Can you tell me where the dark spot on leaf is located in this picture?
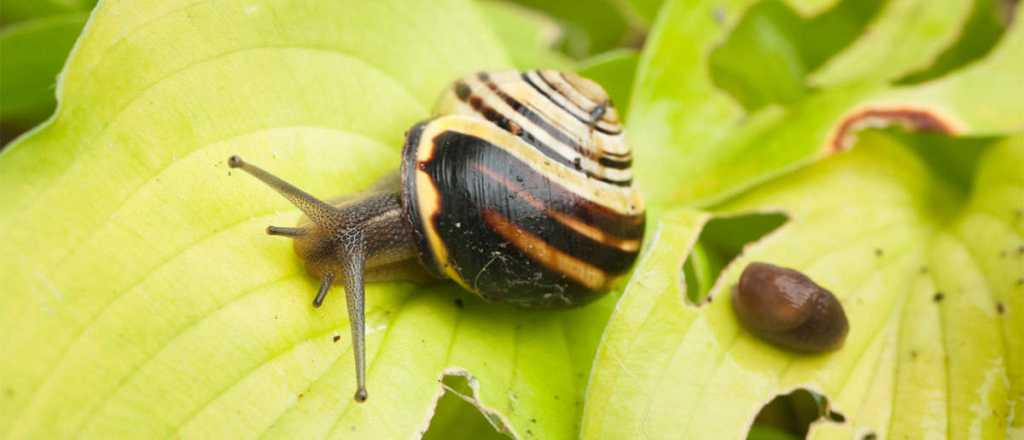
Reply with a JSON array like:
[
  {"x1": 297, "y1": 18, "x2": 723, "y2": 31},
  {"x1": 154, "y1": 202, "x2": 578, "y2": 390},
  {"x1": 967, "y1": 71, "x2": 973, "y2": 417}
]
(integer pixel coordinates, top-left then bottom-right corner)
[
  {"x1": 527, "y1": 429, "x2": 534, "y2": 436},
  {"x1": 298, "y1": 393, "x2": 304, "y2": 398},
  {"x1": 454, "y1": 298, "x2": 464, "y2": 309},
  {"x1": 572, "y1": 157, "x2": 582, "y2": 170},
  {"x1": 933, "y1": 292, "x2": 944, "y2": 302},
  {"x1": 531, "y1": 418, "x2": 537, "y2": 423},
  {"x1": 874, "y1": 248, "x2": 883, "y2": 257},
  {"x1": 910, "y1": 350, "x2": 918, "y2": 359},
  {"x1": 1017, "y1": 277, "x2": 1024, "y2": 286},
  {"x1": 996, "y1": 302, "x2": 1005, "y2": 315},
  {"x1": 919, "y1": 266, "x2": 929, "y2": 274},
  {"x1": 862, "y1": 432, "x2": 878, "y2": 440},
  {"x1": 827, "y1": 411, "x2": 845, "y2": 423},
  {"x1": 333, "y1": 335, "x2": 341, "y2": 343}
]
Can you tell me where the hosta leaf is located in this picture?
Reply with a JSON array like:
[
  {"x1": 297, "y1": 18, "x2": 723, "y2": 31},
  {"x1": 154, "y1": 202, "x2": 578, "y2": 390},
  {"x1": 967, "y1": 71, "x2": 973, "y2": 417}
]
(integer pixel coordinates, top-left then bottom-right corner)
[
  {"x1": 477, "y1": 0, "x2": 573, "y2": 70},
  {"x1": 808, "y1": 0, "x2": 973, "y2": 86},
  {"x1": 630, "y1": 0, "x2": 1024, "y2": 208},
  {"x1": 583, "y1": 132, "x2": 1023, "y2": 439},
  {"x1": 505, "y1": 0, "x2": 635, "y2": 58},
  {"x1": 621, "y1": 0, "x2": 663, "y2": 27},
  {"x1": 898, "y1": 0, "x2": 1009, "y2": 84},
  {"x1": 0, "y1": 0, "x2": 95, "y2": 25},
  {"x1": 0, "y1": 1, "x2": 617, "y2": 438},
  {"x1": 782, "y1": 0, "x2": 840, "y2": 16}
]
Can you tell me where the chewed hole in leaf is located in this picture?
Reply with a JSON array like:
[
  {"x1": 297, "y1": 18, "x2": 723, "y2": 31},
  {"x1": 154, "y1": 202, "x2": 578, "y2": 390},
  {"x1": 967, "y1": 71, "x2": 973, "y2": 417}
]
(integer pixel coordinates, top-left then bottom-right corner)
[
  {"x1": 708, "y1": 0, "x2": 883, "y2": 111},
  {"x1": 748, "y1": 388, "x2": 843, "y2": 439},
  {"x1": 682, "y1": 212, "x2": 787, "y2": 305},
  {"x1": 423, "y1": 372, "x2": 511, "y2": 440}
]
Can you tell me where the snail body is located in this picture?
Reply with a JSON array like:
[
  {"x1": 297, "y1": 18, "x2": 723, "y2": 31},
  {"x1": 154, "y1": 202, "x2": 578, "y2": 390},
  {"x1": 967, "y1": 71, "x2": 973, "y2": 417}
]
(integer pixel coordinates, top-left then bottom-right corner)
[
  {"x1": 732, "y1": 262, "x2": 849, "y2": 352},
  {"x1": 229, "y1": 70, "x2": 644, "y2": 401}
]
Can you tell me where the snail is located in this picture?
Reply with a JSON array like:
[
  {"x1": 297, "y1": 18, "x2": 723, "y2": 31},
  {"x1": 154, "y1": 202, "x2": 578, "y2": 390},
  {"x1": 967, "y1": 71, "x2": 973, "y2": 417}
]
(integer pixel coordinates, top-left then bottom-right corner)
[
  {"x1": 732, "y1": 262, "x2": 849, "y2": 352},
  {"x1": 229, "y1": 70, "x2": 645, "y2": 401}
]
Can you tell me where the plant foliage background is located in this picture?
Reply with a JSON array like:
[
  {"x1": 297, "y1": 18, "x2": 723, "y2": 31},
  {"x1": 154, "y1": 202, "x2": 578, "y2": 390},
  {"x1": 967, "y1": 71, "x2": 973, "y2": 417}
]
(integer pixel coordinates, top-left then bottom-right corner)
[{"x1": 0, "y1": 0, "x2": 1021, "y2": 439}]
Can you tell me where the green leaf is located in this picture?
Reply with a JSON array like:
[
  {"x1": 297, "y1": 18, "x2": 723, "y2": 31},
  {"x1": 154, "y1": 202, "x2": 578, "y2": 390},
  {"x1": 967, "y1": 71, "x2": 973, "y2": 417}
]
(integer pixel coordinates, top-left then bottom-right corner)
[
  {"x1": 621, "y1": 0, "x2": 664, "y2": 27},
  {"x1": 707, "y1": 0, "x2": 882, "y2": 111},
  {"x1": 897, "y1": 0, "x2": 1010, "y2": 84},
  {"x1": 0, "y1": 0, "x2": 95, "y2": 25},
  {"x1": 477, "y1": 0, "x2": 573, "y2": 70},
  {"x1": 505, "y1": 0, "x2": 635, "y2": 58},
  {"x1": 0, "y1": 1, "x2": 615, "y2": 438},
  {"x1": 0, "y1": 13, "x2": 88, "y2": 136},
  {"x1": 808, "y1": 0, "x2": 972, "y2": 86},
  {"x1": 583, "y1": 132, "x2": 1023, "y2": 439},
  {"x1": 629, "y1": 0, "x2": 1024, "y2": 208},
  {"x1": 782, "y1": 0, "x2": 840, "y2": 16}
]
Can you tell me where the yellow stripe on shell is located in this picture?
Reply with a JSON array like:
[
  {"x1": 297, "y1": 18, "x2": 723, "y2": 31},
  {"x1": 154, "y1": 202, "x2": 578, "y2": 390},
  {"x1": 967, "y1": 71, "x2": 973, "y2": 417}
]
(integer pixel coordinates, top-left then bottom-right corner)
[
  {"x1": 481, "y1": 209, "x2": 608, "y2": 291},
  {"x1": 412, "y1": 135, "x2": 474, "y2": 291},
  {"x1": 474, "y1": 164, "x2": 641, "y2": 252}
]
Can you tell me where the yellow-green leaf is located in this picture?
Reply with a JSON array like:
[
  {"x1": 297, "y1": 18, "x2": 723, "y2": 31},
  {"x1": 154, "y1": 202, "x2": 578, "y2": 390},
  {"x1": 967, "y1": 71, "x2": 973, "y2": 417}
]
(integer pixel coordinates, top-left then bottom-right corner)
[
  {"x1": 630, "y1": 0, "x2": 1024, "y2": 208},
  {"x1": 0, "y1": 1, "x2": 616, "y2": 439},
  {"x1": 809, "y1": 0, "x2": 973, "y2": 86},
  {"x1": 583, "y1": 132, "x2": 1023, "y2": 439}
]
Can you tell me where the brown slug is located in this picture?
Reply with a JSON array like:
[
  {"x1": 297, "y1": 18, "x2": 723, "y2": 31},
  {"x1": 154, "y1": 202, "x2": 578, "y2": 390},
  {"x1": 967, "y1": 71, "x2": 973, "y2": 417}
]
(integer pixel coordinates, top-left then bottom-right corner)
[{"x1": 732, "y1": 262, "x2": 849, "y2": 352}]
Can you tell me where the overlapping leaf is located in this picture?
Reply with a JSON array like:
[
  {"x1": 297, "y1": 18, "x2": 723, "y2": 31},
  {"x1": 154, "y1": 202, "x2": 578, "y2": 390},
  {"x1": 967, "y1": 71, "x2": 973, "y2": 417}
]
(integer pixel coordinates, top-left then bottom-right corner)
[
  {"x1": 584, "y1": 0, "x2": 1023, "y2": 438},
  {"x1": 0, "y1": 13, "x2": 89, "y2": 133},
  {"x1": 584, "y1": 133, "x2": 1022, "y2": 439},
  {"x1": 629, "y1": 0, "x2": 1024, "y2": 208},
  {"x1": 0, "y1": 1, "x2": 615, "y2": 439}
]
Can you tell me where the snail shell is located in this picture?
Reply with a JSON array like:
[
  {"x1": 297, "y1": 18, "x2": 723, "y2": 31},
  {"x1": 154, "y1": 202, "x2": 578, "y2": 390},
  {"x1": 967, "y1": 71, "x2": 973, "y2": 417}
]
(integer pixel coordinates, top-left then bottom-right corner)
[
  {"x1": 732, "y1": 262, "x2": 849, "y2": 352},
  {"x1": 401, "y1": 70, "x2": 645, "y2": 308}
]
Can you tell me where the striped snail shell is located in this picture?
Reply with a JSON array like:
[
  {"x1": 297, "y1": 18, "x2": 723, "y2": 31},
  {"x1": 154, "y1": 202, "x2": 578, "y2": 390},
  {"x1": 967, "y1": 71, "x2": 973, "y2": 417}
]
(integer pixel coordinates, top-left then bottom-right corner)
[
  {"x1": 732, "y1": 262, "x2": 849, "y2": 352},
  {"x1": 405, "y1": 70, "x2": 645, "y2": 307},
  {"x1": 228, "y1": 70, "x2": 644, "y2": 402}
]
